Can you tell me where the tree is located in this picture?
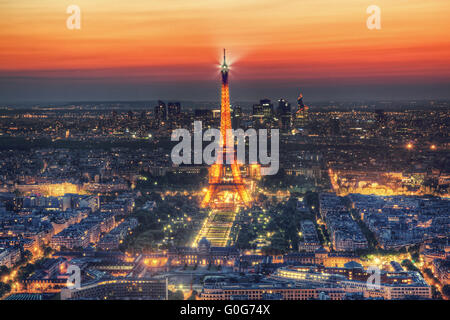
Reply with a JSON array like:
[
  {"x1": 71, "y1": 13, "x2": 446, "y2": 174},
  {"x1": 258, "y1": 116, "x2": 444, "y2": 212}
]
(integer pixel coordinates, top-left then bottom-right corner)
[
  {"x1": 21, "y1": 250, "x2": 32, "y2": 263},
  {"x1": 17, "y1": 260, "x2": 44, "y2": 281},
  {"x1": 0, "y1": 266, "x2": 9, "y2": 277},
  {"x1": 443, "y1": 285, "x2": 450, "y2": 298},
  {"x1": 187, "y1": 290, "x2": 197, "y2": 300},
  {"x1": 43, "y1": 246, "x2": 53, "y2": 257},
  {"x1": 235, "y1": 225, "x2": 257, "y2": 249},
  {"x1": 431, "y1": 286, "x2": 442, "y2": 300},
  {"x1": 13, "y1": 189, "x2": 21, "y2": 197},
  {"x1": 168, "y1": 290, "x2": 184, "y2": 300},
  {"x1": 401, "y1": 259, "x2": 419, "y2": 272},
  {"x1": 0, "y1": 282, "x2": 11, "y2": 298},
  {"x1": 304, "y1": 191, "x2": 319, "y2": 210}
]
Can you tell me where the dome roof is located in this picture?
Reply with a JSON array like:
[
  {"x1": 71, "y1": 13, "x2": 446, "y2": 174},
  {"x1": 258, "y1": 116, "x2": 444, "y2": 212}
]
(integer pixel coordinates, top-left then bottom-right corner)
[
  {"x1": 198, "y1": 237, "x2": 211, "y2": 247},
  {"x1": 315, "y1": 246, "x2": 328, "y2": 254}
]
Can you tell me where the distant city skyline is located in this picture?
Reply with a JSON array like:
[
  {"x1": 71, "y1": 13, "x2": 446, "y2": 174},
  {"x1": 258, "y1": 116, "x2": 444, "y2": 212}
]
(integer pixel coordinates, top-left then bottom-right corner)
[{"x1": 1, "y1": 81, "x2": 450, "y2": 105}]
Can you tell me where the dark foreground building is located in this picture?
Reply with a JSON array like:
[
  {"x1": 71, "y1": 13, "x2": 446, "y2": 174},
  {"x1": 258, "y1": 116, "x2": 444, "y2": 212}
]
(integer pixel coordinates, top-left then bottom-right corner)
[{"x1": 61, "y1": 277, "x2": 168, "y2": 300}]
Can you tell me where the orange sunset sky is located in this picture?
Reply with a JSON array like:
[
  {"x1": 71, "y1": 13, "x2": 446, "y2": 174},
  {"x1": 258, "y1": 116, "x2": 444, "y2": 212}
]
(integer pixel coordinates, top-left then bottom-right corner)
[{"x1": 0, "y1": 0, "x2": 449, "y2": 102}]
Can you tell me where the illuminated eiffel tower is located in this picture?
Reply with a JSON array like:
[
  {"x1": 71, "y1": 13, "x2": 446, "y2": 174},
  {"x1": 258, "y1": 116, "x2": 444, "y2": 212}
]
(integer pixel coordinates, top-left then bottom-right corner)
[{"x1": 201, "y1": 49, "x2": 251, "y2": 208}]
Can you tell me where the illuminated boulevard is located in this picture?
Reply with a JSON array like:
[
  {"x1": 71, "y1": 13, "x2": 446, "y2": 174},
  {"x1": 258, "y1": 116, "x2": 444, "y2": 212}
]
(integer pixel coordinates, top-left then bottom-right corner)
[{"x1": 193, "y1": 207, "x2": 238, "y2": 247}]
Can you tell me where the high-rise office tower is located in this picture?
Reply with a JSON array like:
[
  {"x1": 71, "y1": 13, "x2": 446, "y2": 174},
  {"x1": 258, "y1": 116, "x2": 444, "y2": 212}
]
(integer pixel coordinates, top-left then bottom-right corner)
[
  {"x1": 261, "y1": 99, "x2": 274, "y2": 119},
  {"x1": 277, "y1": 98, "x2": 292, "y2": 131},
  {"x1": 252, "y1": 99, "x2": 274, "y2": 128},
  {"x1": 277, "y1": 99, "x2": 291, "y2": 115},
  {"x1": 168, "y1": 102, "x2": 181, "y2": 120},
  {"x1": 154, "y1": 100, "x2": 167, "y2": 121},
  {"x1": 232, "y1": 105, "x2": 243, "y2": 128},
  {"x1": 293, "y1": 93, "x2": 309, "y2": 129},
  {"x1": 252, "y1": 102, "x2": 264, "y2": 128}
]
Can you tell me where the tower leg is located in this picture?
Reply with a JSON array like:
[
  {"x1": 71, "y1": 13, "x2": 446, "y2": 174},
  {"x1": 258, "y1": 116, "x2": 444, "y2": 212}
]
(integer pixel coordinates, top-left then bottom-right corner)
[
  {"x1": 231, "y1": 162, "x2": 251, "y2": 206},
  {"x1": 201, "y1": 185, "x2": 217, "y2": 208}
]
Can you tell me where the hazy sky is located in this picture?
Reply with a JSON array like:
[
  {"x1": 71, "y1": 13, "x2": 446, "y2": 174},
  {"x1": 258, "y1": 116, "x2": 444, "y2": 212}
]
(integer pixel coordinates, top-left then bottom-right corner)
[{"x1": 1, "y1": 0, "x2": 450, "y2": 103}]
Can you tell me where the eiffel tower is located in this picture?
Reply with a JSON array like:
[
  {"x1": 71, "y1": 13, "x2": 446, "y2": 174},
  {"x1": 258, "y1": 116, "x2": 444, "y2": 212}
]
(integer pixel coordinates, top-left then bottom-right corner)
[{"x1": 201, "y1": 49, "x2": 251, "y2": 208}]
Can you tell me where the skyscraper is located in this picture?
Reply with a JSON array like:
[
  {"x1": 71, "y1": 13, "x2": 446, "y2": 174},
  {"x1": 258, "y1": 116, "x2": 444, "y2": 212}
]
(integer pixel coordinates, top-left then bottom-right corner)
[
  {"x1": 252, "y1": 99, "x2": 274, "y2": 128},
  {"x1": 232, "y1": 105, "x2": 243, "y2": 129},
  {"x1": 277, "y1": 99, "x2": 291, "y2": 115},
  {"x1": 154, "y1": 100, "x2": 167, "y2": 121},
  {"x1": 168, "y1": 102, "x2": 181, "y2": 120},
  {"x1": 261, "y1": 99, "x2": 274, "y2": 119},
  {"x1": 277, "y1": 98, "x2": 292, "y2": 131},
  {"x1": 293, "y1": 93, "x2": 309, "y2": 129}
]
